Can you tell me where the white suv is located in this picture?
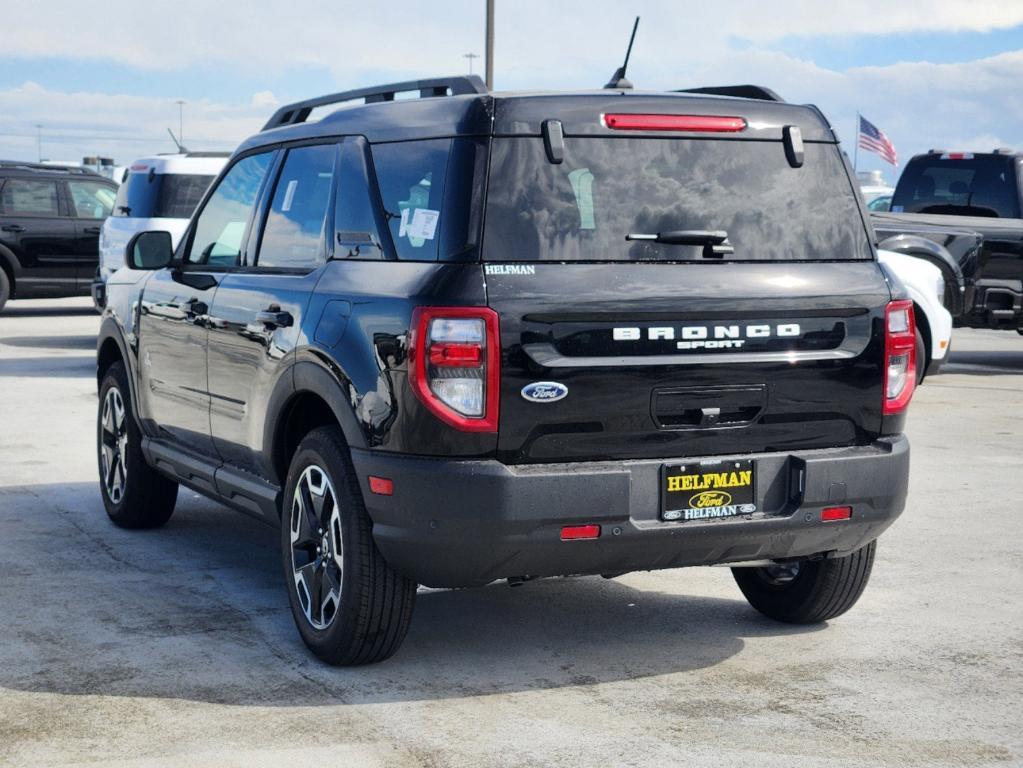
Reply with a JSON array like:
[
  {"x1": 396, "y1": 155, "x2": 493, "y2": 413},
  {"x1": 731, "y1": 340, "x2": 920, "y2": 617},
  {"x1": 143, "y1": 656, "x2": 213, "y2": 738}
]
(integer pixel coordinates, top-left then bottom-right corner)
[{"x1": 92, "y1": 152, "x2": 228, "y2": 307}]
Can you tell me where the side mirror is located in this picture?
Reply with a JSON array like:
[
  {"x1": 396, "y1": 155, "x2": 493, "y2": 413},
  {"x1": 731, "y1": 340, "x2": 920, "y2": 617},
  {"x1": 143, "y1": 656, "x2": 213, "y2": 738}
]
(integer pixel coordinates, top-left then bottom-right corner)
[{"x1": 126, "y1": 231, "x2": 174, "y2": 270}]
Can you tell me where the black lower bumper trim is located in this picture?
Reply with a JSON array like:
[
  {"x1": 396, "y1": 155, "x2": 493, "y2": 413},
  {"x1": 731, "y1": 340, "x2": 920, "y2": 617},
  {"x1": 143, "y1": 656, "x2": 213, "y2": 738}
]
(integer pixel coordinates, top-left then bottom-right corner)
[{"x1": 351, "y1": 437, "x2": 910, "y2": 588}]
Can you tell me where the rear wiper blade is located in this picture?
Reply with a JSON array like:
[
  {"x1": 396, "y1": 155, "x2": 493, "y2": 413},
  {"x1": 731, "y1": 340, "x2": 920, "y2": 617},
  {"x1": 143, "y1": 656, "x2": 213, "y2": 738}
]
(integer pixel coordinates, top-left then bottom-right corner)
[{"x1": 625, "y1": 229, "x2": 734, "y2": 257}]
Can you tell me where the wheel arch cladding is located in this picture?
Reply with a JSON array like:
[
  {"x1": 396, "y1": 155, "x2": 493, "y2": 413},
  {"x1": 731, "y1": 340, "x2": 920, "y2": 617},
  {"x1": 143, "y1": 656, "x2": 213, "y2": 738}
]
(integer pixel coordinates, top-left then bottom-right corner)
[{"x1": 270, "y1": 361, "x2": 366, "y2": 490}]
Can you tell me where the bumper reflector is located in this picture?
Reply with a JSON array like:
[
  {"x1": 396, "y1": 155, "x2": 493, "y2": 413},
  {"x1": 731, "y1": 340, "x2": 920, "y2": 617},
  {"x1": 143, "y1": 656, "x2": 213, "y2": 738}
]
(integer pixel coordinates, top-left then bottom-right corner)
[
  {"x1": 368, "y1": 476, "x2": 394, "y2": 496},
  {"x1": 561, "y1": 524, "x2": 601, "y2": 541},
  {"x1": 821, "y1": 506, "x2": 852, "y2": 522}
]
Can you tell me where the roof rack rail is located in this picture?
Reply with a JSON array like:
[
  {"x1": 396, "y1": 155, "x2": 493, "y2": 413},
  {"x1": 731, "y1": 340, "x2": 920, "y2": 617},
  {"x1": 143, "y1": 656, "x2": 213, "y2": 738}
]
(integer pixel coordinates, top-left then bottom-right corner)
[
  {"x1": 675, "y1": 85, "x2": 785, "y2": 103},
  {"x1": 262, "y1": 75, "x2": 489, "y2": 132},
  {"x1": 0, "y1": 160, "x2": 97, "y2": 175}
]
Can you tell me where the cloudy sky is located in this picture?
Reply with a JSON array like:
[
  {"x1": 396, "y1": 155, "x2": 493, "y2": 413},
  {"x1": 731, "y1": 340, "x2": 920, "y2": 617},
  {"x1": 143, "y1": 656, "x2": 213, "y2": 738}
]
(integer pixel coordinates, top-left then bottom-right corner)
[{"x1": 2, "y1": 0, "x2": 1021, "y2": 184}]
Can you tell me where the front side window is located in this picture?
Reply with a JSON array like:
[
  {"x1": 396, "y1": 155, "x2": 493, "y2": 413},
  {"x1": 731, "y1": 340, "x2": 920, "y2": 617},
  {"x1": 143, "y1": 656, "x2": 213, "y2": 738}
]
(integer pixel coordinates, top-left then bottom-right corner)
[
  {"x1": 0, "y1": 178, "x2": 60, "y2": 216},
  {"x1": 186, "y1": 153, "x2": 273, "y2": 266},
  {"x1": 257, "y1": 144, "x2": 336, "y2": 270},
  {"x1": 68, "y1": 180, "x2": 115, "y2": 219}
]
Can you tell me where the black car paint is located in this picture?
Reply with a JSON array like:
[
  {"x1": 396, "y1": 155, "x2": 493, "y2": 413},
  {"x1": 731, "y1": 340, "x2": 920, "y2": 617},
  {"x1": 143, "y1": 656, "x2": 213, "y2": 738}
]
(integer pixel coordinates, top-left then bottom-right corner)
[
  {"x1": 98, "y1": 88, "x2": 909, "y2": 586},
  {"x1": 0, "y1": 167, "x2": 117, "y2": 301}
]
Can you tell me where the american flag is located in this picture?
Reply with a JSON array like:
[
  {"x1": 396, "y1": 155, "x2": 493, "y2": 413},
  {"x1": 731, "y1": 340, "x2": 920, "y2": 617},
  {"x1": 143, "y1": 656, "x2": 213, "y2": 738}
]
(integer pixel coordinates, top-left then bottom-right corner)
[{"x1": 858, "y1": 115, "x2": 898, "y2": 166}]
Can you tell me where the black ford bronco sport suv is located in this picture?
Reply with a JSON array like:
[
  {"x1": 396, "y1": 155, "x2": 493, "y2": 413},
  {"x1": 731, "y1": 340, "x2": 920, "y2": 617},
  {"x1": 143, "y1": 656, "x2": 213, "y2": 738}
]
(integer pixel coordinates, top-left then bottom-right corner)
[{"x1": 97, "y1": 76, "x2": 914, "y2": 665}]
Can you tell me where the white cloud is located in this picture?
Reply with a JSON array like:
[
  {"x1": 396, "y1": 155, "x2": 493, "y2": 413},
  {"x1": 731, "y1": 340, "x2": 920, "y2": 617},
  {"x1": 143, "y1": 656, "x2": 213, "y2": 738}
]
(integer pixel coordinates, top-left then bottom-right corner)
[
  {"x1": 251, "y1": 90, "x2": 280, "y2": 109},
  {"x1": 0, "y1": 81, "x2": 266, "y2": 162}
]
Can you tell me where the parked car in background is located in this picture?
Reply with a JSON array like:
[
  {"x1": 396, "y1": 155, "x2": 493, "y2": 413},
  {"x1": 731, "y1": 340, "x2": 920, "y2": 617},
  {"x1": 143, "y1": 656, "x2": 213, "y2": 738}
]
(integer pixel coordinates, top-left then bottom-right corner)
[
  {"x1": 868, "y1": 195, "x2": 892, "y2": 212},
  {"x1": 857, "y1": 169, "x2": 894, "y2": 204},
  {"x1": 0, "y1": 160, "x2": 117, "y2": 312},
  {"x1": 873, "y1": 149, "x2": 1023, "y2": 333},
  {"x1": 92, "y1": 152, "x2": 229, "y2": 309},
  {"x1": 878, "y1": 249, "x2": 952, "y2": 383}
]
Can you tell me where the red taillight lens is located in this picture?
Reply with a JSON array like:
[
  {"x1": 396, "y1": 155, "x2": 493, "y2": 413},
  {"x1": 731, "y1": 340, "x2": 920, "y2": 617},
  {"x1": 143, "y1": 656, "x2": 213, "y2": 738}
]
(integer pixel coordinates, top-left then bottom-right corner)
[
  {"x1": 883, "y1": 299, "x2": 917, "y2": 415},
  {"x1": 410, "y1": 307, "x2": 500, "y2": 432},
  {"x1": 602, "y1": 113, "x2": 747, "y2": 132}
]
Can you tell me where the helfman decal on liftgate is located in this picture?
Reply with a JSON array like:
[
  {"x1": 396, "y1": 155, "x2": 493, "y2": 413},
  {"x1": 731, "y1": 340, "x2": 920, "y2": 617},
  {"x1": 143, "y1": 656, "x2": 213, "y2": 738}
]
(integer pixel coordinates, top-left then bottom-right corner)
[{"x1": 612, "y1": 323, "x2": 801, "y2": 350}]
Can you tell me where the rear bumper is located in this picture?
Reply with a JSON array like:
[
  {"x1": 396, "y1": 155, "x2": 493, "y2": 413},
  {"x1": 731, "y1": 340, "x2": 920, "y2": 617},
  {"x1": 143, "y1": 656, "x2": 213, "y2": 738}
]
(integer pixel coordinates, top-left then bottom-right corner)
[{"x1": 351, "y1": 436, "x2": 910, "y2": 588}]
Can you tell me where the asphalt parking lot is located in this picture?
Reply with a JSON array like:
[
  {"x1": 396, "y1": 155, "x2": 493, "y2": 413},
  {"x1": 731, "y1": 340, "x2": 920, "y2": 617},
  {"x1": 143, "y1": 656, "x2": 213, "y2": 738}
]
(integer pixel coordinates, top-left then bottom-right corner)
[{"x1": 0, "y1": 297, "x2": 1021, "y2": 768}]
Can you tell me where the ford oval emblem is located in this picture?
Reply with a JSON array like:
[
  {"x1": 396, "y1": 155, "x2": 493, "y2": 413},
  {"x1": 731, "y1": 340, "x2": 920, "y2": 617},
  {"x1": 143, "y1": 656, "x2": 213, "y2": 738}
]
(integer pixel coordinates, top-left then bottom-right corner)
[{"x1": 521, "y1": 381, "x2": 568, "y2": 403}]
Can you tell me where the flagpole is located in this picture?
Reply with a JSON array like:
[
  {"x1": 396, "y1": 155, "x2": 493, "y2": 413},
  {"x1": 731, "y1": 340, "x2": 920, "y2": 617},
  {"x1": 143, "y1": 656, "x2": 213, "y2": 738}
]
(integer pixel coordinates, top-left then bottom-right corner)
[{"x1": 853, "y1": 111, "x2": 860, "y2": 173}]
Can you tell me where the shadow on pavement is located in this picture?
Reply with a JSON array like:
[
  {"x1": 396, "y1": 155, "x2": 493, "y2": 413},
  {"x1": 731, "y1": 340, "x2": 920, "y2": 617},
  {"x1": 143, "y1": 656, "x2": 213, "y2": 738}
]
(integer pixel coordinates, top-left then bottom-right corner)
[
  {"x1": 0, "y1": 482, "x2": 822, "y2": 707},
  {"x1": 0, "y1": 356, "x2": 93, "y2": 377},
  {"x1": 942, "y1": 348, "x2": 1023, "y2": 376},
  {"x1": 0, "y1": 334, "x2": 96, "y2": 351},
  {"x1": 0, "y1": 305, "x2": 96, "y2": 318}
]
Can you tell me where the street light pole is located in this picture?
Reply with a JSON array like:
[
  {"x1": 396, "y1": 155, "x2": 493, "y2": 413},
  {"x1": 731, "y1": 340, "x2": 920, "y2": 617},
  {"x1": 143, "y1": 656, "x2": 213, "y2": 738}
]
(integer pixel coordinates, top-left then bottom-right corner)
[
  {"x1": 35, "y1": 124, "x2": 42, "y2": 162},
  {"x1": 485, "y1": 0, "x2": 494, "y2": 89},
  {"x1": 463, "y1": 52, "x2": 479, "y2": 75},
  {"x1": 176, "y1": 100, "x2": 186, "y2": 149}
]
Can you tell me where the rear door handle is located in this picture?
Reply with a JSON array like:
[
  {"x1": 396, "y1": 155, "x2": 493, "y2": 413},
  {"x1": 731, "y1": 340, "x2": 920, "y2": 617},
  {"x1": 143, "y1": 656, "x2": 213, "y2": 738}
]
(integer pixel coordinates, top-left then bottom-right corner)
[
  {"x1": 1, "y1": 224, "x2": 25, "y2": 233},
  {"x1": 83, "y1": 226, "x2": 101, "y2": 235},
  {"x1": 256, "y1": 308, "x2": 293, "y2": 328}
]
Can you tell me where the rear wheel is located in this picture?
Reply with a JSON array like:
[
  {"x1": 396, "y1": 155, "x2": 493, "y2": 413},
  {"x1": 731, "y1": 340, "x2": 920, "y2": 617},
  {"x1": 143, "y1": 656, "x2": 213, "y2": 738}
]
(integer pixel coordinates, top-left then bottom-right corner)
[
  {"x1": 0, "y1": 268, "x2": 9, "y2": 313},
  {"x1": 97, "y1": 362, "x2": 178, "y2": 528},
  {"x1": 732, "y1": 541, "x2": 876, "y2": 623},
  {"x1": 281, "y1": 426, "x2": 416, "y2": 665}
]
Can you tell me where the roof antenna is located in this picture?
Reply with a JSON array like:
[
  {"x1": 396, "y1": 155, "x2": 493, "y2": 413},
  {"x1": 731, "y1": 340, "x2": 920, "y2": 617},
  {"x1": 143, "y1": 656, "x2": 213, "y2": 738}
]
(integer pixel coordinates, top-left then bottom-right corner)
[
  {"x1": 604, "y1": 16, "x2": 640, "y2": 90},
  {"x1": 166, "y1": 127, "x2": 188, "y2": 154}
]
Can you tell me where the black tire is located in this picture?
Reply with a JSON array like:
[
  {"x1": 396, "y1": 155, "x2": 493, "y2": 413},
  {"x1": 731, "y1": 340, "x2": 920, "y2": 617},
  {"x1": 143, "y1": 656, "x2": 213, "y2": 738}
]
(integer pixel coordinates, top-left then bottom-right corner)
[
  {"x1": 914, "y1": 328, "x2": 927, "y2": 386},
  {"x1": 97, "y1": 361, "x2": 178, "y2": 529},
  {"x1": 281, "y1": 426, "x2": 416, "y2": 665},
  {"x1": 732, "y1": 541, "x2": 876, "y2": 624},
  {"x1": 0, "y1": 268, "x2": 9, "y2": 313}
]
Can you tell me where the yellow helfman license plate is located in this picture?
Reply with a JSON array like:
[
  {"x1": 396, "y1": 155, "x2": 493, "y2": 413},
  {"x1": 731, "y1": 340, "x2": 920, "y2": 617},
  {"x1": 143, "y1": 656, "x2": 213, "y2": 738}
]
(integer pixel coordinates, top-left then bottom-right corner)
[{"x1": 661, "y1": 460, "x2": 757, "y2": 521}]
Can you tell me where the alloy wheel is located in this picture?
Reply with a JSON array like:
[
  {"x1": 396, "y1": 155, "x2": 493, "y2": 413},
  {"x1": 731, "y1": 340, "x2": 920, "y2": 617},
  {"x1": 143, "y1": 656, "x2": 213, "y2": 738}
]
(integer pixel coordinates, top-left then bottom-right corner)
[
  {"x1": 289, "y1": 465, "x2": 344, "y2": 630},
  {"x1": 100, "y1": 387, "x2": 129, "y2": 504}
]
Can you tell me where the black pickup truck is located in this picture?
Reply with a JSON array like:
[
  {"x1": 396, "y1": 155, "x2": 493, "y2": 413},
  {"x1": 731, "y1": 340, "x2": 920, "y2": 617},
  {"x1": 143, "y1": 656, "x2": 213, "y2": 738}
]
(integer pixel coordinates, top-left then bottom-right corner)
[
  {"x1": 97, "y1": 76, "x2": 915, "y2": 665},
  {"x1": 872, "y1": 150, "x2": 1023, "y2": 332}
]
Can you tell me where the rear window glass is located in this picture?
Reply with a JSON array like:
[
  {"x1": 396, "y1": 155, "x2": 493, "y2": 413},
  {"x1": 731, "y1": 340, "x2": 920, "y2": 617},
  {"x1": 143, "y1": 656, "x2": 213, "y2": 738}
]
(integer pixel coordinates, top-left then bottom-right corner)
[
  {"x1": 371, "y1": 138, "x2": 482, "y2": 261},
  {"x1": 483, "y1": 138, "x2": 872, "y2": 262},
  {"x1": 891, "y1": 155, "x2": 1020, "y2": 218},
  {"x1": 113, "y1": 172, "x2": 217, "y2": 219}
]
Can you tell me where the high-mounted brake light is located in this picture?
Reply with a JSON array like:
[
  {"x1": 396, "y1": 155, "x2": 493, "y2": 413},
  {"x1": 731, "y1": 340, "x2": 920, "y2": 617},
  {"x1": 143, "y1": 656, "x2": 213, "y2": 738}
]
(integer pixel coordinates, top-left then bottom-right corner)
[
  {"x1": 602, "y1": 114, "x2": 747, "y2": 133},
  {"x1": 883, "y1": 300, "x2": 917, "y2": 415},
  {"x1": 410, "y1": 307, "x2": 500, "y2": 432},
  {"x1": 939, "y1": 152, "x2": 973, "y2": 160}
]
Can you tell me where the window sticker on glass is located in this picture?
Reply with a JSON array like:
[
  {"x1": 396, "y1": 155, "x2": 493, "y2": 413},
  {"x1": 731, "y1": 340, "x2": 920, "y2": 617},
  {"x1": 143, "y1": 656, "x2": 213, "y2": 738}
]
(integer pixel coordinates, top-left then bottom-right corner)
[
  {"x1": 408, "y1": 208, "x2": 439, "y2": 241},
  {"x1": 282, "y1": 180, "x2": 299, "y2": 212},
  {"x1": 568, "y1": 168, "x2": 596, "y2": 230},
  {"x1": 399, "y1": 174, "x2": 433, "y2": 247},
  {"x1": 399, "y1": 207, "x2": 409, "y2": 237}
]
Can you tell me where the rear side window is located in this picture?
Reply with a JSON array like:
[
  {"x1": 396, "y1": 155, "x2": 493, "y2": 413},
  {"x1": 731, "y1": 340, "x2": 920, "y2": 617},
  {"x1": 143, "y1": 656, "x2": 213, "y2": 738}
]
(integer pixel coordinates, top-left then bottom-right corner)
[
  {"x1": 371, "y1": 138, "x2": 481, "y2": 261},
  {"x1": 891, "y1": 155, "x2": 1020, "y2": 218},
  {"x1": 1, "y1": 178, "x2": 59, "y2": 216},
  {"x1": 186, "y1": 152, "x2": 273, "y2": 266},
  {"x1": 113, "y1": 172, "x2": 217, "y2": 219},
  {"x1": 257, "y1": 144, "x2": 336, "y2": 270},
  {"x1": 334, "y1": 138, "x2": 387, "y2": 259},
  {"x1": 483, "y1": 138, "x2": 872, "y2": 262},
  {"x1": 68, "y1": 180, "x2": 116, "y2": 219}
]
